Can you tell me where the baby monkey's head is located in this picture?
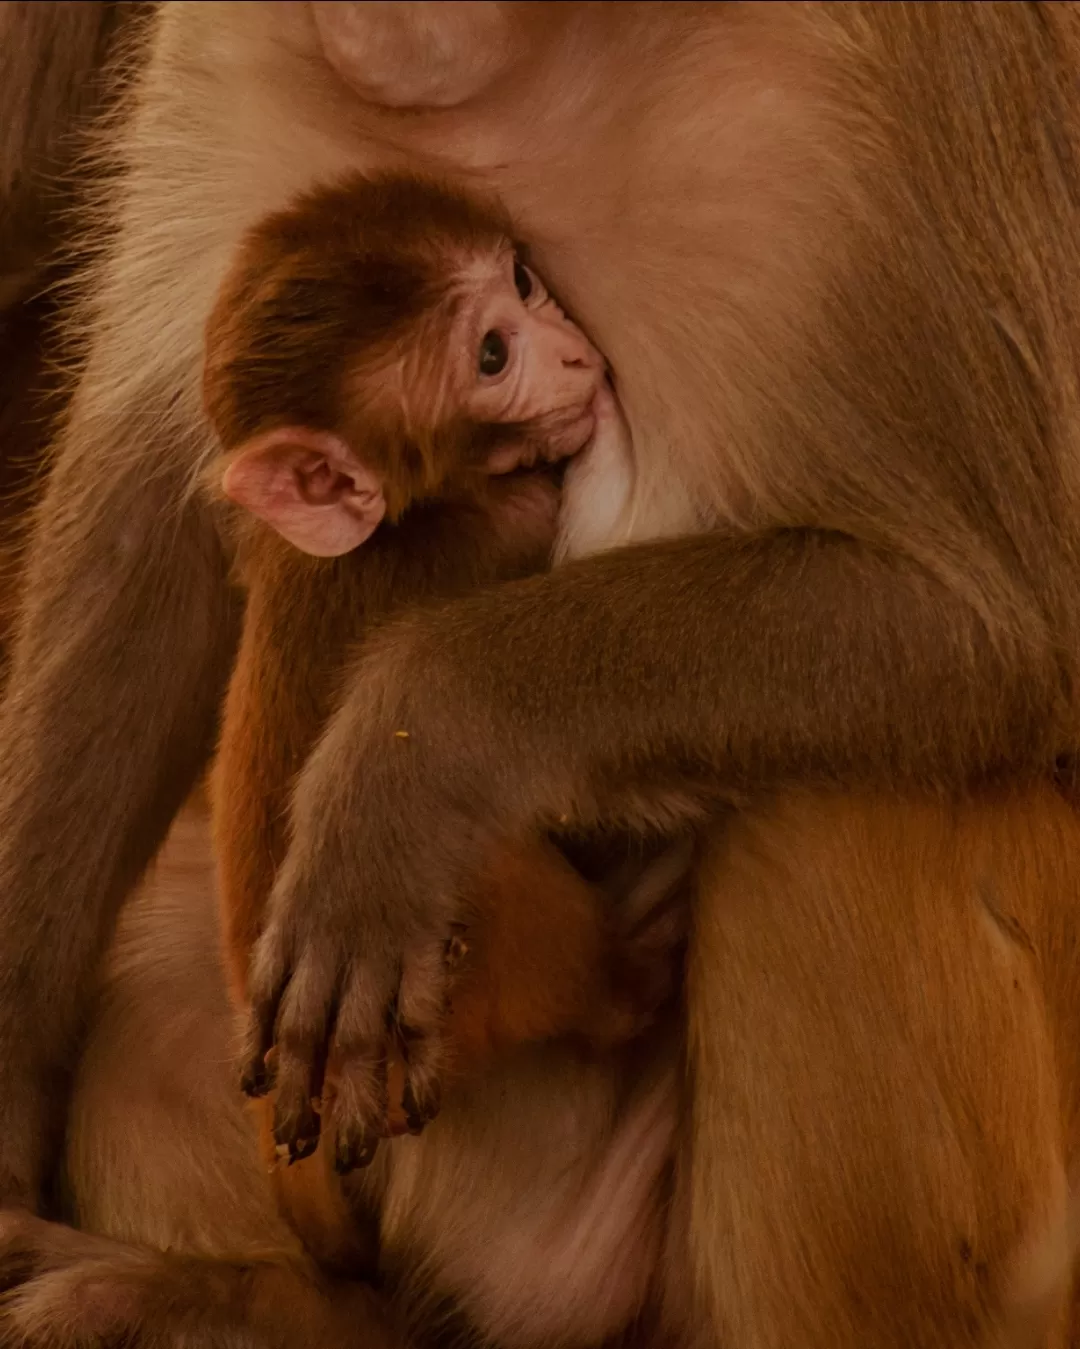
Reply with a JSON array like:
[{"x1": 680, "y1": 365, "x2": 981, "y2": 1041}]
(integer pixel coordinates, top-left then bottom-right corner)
[{"x1": 203, "y1": 172, "x2": 607, "y2": 557}]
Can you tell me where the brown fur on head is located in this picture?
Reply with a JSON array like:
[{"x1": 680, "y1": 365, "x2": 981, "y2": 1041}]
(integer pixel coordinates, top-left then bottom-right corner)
[
  {"x1": 202, "y1": 171, "x2": 606, "y2": 558},
  {"x1": 203, "y1": 174, "x2": 516, "y2": 515}
]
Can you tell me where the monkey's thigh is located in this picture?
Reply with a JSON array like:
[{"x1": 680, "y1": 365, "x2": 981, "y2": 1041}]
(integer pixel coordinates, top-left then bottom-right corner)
[
  {"x1": 687, "y1": 789, "x2": 1072, "y2": 1349},
  {"x1": 64, "y1": 796, "x2": 292, "y2": 1256},
  {"x1": 0, "y1": 799, "x2": 403, "y2": 1349}
]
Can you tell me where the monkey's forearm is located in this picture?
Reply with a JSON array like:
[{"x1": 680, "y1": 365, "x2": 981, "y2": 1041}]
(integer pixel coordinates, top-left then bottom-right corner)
[
  {"x1": 213, "y1": 494, "x2": 557, "y2": 994},
  {"x1": 350, "y1": 527, "x2": 1069, "y2": 815}
]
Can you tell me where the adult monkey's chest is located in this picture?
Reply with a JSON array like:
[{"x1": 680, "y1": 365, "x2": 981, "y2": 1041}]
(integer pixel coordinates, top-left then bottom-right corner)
[{"x1": 331, "y1": 2, "x2": 853, "y2": 537}]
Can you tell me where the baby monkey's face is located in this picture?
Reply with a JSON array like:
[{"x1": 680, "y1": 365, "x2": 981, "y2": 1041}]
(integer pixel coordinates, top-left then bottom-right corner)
[
  {"x1": 446, "y1": 246, "x2": 607, "y2": 473},
  {"x1": 212, "y1": 220, "x2": 619, "y2": 561}
]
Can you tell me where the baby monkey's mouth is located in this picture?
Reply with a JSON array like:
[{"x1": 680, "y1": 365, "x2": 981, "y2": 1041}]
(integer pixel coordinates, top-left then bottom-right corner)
[
  {"x1": 496, "y1": 457, "x2": 571, "y2": 490},
  {"x1": 484, "y1": 383, "x2": 607, "y2": 477}
]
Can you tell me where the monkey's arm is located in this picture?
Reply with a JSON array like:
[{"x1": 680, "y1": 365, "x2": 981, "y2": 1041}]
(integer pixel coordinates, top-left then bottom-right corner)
[
  {"x1": 0, "y1": 2, "x2": 138, "y2": 310},
  {"x1": 0, "y1": 467, "x2": 236, "y2": 1208},
  {"x1": 244, "y1": 524, "x2": 1071, "y2": 1163},
  {"x1": 213, "y1": 483, "x2": 565, "y2": 998},
  {"x1": 219, "y1": 513, "x2": 687, "y2": 1192}
]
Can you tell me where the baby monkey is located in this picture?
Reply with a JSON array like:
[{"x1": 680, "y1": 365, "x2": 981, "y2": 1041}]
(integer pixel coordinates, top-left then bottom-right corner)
[
  {"x1": 204, "y1": 173, "x2": 684, "y2": 1207},
  {"x1": 207, "y1": 173, "x2": 615, "y2": 560}
]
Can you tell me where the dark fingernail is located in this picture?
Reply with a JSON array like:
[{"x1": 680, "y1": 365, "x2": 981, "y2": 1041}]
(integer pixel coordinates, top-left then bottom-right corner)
[
  {"x1": 288, "y1": 1136, "x2": 319, "y2": 1165},
  {"x1": 274, "y1": 1101, "x2": 322, "y2": 1157},
  {"x1": 334, "y1": 1129, "x2": 380, "y2": 1174},
  {"x1": 240, "y1": 1046, "x2": 277, "y2": 1099},
  {"x1": 402, "y1": 1080, "x2": 440, "y2": 1126}
]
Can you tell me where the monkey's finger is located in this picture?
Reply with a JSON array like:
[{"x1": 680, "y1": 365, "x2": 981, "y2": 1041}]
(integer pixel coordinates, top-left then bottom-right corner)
[
  {"x1": 239, "y1": 926, "x2": 296, "y2": 1097},
  {"x1": 270, "y1": 949, "x2": 340, "y2": 1163},
  {"x1": 329, "y1": 972, "x2": 395, "y2": 1173},
  {"x1": 396, "y1": 937, "x2": 452, "y2": 1128},
  {"x1": 238, "y1": 1028, "x2": 275, "y2": 1100}
]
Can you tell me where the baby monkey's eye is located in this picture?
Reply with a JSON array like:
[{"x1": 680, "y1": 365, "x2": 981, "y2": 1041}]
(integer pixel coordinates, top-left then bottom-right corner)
[
  {"x1": 479, "y1": 330, "x2": 509, "y2": 376},
  {"x1": 513, "y1": 260, "x2": 533, "y2": 301}
]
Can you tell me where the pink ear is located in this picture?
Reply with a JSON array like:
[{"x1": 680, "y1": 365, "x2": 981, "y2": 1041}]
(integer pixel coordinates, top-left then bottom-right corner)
[{"x1": 221, "y1": 427, "x2": 386, "y2": 557}]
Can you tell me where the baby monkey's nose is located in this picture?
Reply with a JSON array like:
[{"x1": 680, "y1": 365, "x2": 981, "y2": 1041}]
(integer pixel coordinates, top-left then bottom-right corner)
[
  {"x1": 543, "y1": 306, "x2": 602, "y2": 370},
  {"x1": 558, "y1": 332, "x2": 601, "y2": 370}
]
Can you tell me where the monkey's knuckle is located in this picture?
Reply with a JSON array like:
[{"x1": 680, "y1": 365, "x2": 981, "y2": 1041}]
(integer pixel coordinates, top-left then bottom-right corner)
[
  {"x1": 271, "y1": 1044, "x2": 313, "y2": 1091},
  {"x1": 335, "y1": 957, "x2": 396, "y2": 1033},
  {"x1": 332, "y1": 1034, "x2": 383, "y2": 1081}
]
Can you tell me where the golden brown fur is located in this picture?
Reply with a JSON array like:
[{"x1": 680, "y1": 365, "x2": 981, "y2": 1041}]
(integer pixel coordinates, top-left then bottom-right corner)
[
  {"x1": 202, "y1": 174, "x2": 524, "y2": 517},
  {"x1": 687, "y1": 789, "x2": 1080, "y2": 1348}
]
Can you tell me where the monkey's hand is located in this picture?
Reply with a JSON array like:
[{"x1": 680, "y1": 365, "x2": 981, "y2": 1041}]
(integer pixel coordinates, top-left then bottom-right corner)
[{"x1": 239, "y1": 617, "x2": 539, "y2": 1171}]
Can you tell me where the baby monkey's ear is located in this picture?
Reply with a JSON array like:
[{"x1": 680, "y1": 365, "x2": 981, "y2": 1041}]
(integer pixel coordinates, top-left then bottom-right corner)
[{"x1": 221, "y1": 427, "x2": 386, "y2": 556}]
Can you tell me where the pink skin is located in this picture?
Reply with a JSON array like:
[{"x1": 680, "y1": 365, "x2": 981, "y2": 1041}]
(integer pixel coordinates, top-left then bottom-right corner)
[
  {"x1": 221, "y1": 429, "x2": 386, "y2": 557},
  {"x1": 464, "y1": 252, "x2": 606, "y2": 473},
  {"x1": 220, "y1": 249, "x2": 609, "y2": 558}
]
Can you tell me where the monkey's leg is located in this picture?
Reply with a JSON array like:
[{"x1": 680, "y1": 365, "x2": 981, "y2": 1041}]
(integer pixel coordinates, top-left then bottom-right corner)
[
  {"x1": 0, "y1": 1209, "x2": 405, "y2": 1349},
  {"x1": 0, "y1": 799, "x2": 403, "y2": 1349},
  {"x1": 0, "y1": 431, "x2": 237, "y2": 1208},
  {"x1": 685, "y1": 790, "x2": 1073, "y2": 1349},
  {"x1": 65, "y1": 800, "x2": 300, "y2": 1258}
]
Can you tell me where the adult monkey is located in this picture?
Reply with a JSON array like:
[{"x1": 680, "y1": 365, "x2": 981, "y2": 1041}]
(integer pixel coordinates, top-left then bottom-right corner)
[{"x1": 0, "y1": 0, "x2": 1079, "y2": 1340}]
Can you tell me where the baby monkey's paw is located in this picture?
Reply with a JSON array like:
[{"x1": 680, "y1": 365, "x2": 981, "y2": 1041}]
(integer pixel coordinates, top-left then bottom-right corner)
[{"x1": 240, "y1": 905, "x2": 458, "y2": 1174}]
